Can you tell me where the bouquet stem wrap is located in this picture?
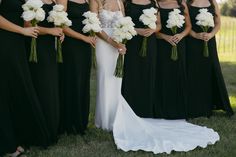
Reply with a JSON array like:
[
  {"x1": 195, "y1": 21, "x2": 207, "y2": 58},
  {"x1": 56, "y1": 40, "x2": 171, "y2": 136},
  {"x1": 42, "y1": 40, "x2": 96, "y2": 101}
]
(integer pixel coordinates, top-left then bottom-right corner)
[
  {"x1": 114, "y1": 40, "x2": 127, "y2": 78},
  {"x1": 171, "y1": 26, "x2": 178, "y2": 61},
  {"x1": 56, "y1": 36, "x2": 63, "y2": 63},
  {"x1": 29, "y1": 20, "x2": 38, "y2": 63},
  {"x1": 202, "y1": 26, "x2": 209, "y2": 57},
  {"x1": 139, "y1": 37, "x2": 148, "y2": 57}
]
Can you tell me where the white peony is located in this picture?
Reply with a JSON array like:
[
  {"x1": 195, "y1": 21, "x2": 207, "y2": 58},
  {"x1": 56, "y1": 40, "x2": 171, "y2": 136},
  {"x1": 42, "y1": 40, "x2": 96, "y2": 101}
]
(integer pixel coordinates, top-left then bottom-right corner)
[
  {"x1": 21, "y1": 0, "x2": 45, "y2": 23},
  {"x1": 166, "y1": 9, "x2": 185, "y2": 29},
  {"x1": 23, "y1": 0, "x2": 44, "y2": 11},
  {"x1": 47, "y1": 5, "x2": 72, "y2": 27},
  {"x1": 22, "y1": 10, "x2": 36, "y2": 21},
  {"x1": 112, "y1": 16, "x2": 137, "y2": 43},
  {"x1": 139, "y1": 7, "x2": 157, "y2": 29},
  {"x1": 196, "y1": 8, "x2": 214, "y2": 28},
  {"x1": 35, "y1": 8, "x2": 45, "y2": 21},
  {"x1": 82, "y1": 11, "x2": 102, "y2": 33},
  {"x1": 53, "y1": 4, "x2": 64, "y2": 12}
]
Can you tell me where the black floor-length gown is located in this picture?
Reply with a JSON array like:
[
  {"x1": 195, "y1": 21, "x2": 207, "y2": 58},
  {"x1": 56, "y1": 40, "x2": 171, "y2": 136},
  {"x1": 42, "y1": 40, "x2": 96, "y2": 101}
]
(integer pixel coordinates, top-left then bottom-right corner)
[
  {"x1": 155, "y1": 7, "x2": 187, "y2": 119},
  {"x1": 28, "y1": 2, "x2": 60, "y2": 143},
  {"x1": 122, "y1": 1, "x2": 157, "y2": 118},
  {"x1": 186, "y1": 4, "x2": 234, "y2": 118},
  {"x1": 59, "y1": 1, "x2": 91, "y2": 134},
  {"x1": 0, "y1": 0, "x2": 49, "y2": 154}
]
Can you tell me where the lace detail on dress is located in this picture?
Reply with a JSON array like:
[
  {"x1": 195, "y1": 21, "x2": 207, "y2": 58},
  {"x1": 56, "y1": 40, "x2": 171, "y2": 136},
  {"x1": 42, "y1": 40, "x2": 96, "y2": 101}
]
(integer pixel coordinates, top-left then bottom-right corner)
[{"x1": 99, "y1": 9, "x2": 123, "y2": 28}]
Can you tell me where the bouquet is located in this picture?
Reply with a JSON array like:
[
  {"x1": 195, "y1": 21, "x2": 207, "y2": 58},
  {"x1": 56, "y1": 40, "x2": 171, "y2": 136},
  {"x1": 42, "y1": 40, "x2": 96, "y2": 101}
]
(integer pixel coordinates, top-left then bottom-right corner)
[
  {"x1": 22, "y1": 0, "x2": 45, "y2": 63},
  {"x1": 112, "y1": 16, "x2": 137, "y2": 78},
  {"x1": 166, "y1": 9, "x2": 185, "y2": 61},
  {"x1": 196, "y1": 8, "x2": 215, "y2": 57},
  {"x1": 82, "y1": 11, "x2": 102, "y2": 69},
  {"x1": 139, "y1": 7, "x2": 157, "y2": 57},
  {"x1": 47, "y1": 4, "x2": 72, "y2": 63}
]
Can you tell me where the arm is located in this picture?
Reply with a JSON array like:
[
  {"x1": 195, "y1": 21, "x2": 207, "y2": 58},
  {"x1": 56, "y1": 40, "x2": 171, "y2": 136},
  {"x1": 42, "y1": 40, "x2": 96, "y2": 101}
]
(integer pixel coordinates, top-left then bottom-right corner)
[
  {"x1": 0, "y1": 15, "x2": 38, "y2": 38},
  {"x1": 172, "y1": 2, "x2": 192, "y2": 43},
  {"x1": 89, "y1": 0, "x2": 126, "y2": 54},
  {"x1": 202, "y1": 0, "x2": 220, "y2": 41},
  {"x1": 136, "y1": 8, "x2": 161, "y2": 37},
  {"x1": 57, "y1": 0, "x2": 96, "y2": 46}
]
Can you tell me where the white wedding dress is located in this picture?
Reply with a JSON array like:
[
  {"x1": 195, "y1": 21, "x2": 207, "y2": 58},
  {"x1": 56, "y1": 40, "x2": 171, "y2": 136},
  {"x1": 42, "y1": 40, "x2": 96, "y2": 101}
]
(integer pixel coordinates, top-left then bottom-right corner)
[{"x1": 95, "y1": 0, "x2": 220, "y2": 154}]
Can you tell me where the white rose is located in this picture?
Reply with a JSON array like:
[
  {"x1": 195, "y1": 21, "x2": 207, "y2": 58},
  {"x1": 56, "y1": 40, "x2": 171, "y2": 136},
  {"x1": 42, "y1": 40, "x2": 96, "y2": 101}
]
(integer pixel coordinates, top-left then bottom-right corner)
[
  {"x1": 53, "y1": 4, "x2": 64, "y2": 12},
  {"x1": 35, "y1": 8, "x2": 45, "y2": 21},
  {"x1": 22, "y1": 10, "x2": 36, "y2": 21}
]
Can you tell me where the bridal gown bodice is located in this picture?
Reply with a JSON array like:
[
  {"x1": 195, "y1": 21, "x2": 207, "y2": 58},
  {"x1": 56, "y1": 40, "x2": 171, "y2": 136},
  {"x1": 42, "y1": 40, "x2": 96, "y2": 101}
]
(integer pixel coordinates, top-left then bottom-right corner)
[
  {"x1": 95, "y1": 9, "x2": 123, "y2": 131},
  {"x1": 94, "y1": 7, "x2": 220, "y2": 155}
]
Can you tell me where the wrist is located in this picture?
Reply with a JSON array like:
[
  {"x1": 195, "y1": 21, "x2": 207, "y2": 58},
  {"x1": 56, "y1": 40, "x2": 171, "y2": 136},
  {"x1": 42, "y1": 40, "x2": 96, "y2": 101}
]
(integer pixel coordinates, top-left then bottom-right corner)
[{"x1": 19, "y1": 27, "x2": 25, "y2": 35}]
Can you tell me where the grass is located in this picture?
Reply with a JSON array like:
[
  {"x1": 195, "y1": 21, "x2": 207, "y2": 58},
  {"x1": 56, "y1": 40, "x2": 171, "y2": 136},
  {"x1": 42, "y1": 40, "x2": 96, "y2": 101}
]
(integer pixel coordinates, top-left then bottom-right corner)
[
  {"x1": 5, "y1": 17, "x2": 236, "y2": 157},
  {"x1": 17, "y1": 53, "x2": 236, "y2": 157}
]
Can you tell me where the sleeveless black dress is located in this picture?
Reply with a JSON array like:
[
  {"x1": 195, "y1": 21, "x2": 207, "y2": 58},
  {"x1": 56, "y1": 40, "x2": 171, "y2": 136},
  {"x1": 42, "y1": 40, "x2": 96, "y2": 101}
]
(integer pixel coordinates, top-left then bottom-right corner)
[
  {"x1": 59, "y1": 1, "x2": 91, "y2": 134},
  {"x1": 0, "y1": 0, "x2": 49, "y2": 154},
  {"x1": 155, "y1": 7, "x2": 187, "y2": 119},
  {"x1": 186, "y1": 4, "x2": 234, "y2": 118},
  {"x1": 122, "y1": 1, "x2": 157, "y2": 118},
  {"x1": 28, "y1": 2, "x2": 60, "y2": 143}
]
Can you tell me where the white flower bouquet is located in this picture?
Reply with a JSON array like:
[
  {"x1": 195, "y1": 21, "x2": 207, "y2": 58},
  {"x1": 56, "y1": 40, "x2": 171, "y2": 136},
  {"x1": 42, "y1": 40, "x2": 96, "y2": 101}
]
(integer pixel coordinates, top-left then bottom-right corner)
[
  {"x1": 166, "y1": 9, "x2": 185, "y2": 61},
  {"x1": 82, "y1": 11, "x2": 102, "y2": 69},
  {"x1": 22, "y1": 0, "x2": 45, "y2": 63},
  {"x1": 47, "y1": 4, "x2": 72, "y2": 63},
  {"x1": 112, "y1": 16, "x2": 137, "y2": 78},
  {"x1": 196, "y1": 8, "x2": 215, "y2": 57},
  {"x1": 139, "y1": 7, "x2": 157, "y2": 57}
]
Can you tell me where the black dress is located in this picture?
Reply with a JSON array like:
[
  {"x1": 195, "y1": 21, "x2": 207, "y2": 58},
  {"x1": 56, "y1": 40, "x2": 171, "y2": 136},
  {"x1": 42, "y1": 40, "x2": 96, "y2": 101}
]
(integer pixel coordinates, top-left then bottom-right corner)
[
  {"x1": 28, "y1": 2, "x2": 59, "y2": 142},
  {"x1": 122, "y1": 1, "x2": 157, "y2": 118},
  {"x1": 0, "y1": 0, "x2": 49, "y2": 154},
  {"x1": 155, "y1": 7, "x2": 187, "y2": 119},
  {"x1": 59, "y1": 1, "x2": 91, "y2": 134},
  {"x1": 186, "y1": 4, "x2": 234, "y2": 118}
]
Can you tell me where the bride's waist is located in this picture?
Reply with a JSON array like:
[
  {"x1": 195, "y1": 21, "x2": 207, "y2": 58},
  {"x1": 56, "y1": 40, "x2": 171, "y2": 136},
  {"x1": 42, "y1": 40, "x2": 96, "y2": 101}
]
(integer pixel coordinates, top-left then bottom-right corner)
[{"x1": 102, "y1": 28, "x2": 114, "y2": 36}]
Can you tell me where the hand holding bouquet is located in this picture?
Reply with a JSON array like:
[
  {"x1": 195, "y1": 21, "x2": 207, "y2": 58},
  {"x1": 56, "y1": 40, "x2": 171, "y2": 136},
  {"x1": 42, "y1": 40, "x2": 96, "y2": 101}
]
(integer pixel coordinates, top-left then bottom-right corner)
[
  {"x1": 139, "y1": 7, "x2": 157, "y2": 57},
  {"x1": 196, "y1": 8, "x2": 215, "y2": 57},
  {"x1": 112, "y1": 16, "x2": 137, "y2": 77},
  {"x1": 47, "y1": 4, "x2": 72, "y2": 63},
  {"x1": 22, "y1": 0, "x2": 45, "y2": 63},
  {"x1": 166, "y1": 9, "x2": 185, "y2": 61},
  {"x1": 82, "y1": 11, "x2": 102, "y2": 69}
]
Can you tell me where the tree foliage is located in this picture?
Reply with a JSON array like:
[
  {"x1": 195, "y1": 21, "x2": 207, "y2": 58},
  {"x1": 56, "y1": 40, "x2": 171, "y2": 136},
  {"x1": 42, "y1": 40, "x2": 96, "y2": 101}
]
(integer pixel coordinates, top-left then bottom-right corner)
[{"x1": 221, "y1": 0, "x2": 236, "y2": 17}]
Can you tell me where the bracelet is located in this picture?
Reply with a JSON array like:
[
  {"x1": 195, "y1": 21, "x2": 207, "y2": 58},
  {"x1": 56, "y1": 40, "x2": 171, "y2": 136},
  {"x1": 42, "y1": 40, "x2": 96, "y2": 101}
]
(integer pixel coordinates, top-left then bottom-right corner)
[{"x1": 106, "y1": 36, "x2": 110, "y2": 43}]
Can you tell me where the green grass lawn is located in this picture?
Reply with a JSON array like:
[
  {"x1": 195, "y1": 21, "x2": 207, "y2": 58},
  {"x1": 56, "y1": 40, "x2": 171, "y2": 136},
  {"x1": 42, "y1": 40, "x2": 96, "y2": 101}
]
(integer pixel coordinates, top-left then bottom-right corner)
[{"x1": 21, "y1": 52, "x2": 236, "y2": 157}]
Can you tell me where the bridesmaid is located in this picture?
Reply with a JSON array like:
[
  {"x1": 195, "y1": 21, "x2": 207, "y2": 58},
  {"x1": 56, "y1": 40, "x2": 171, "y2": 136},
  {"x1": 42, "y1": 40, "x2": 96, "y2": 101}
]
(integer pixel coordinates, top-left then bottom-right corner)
[
  {"x1": 57, "y1": 0, "x2": 95, "y2": 134},
  {"x1": 186, "y1": 0, "x2": 234, "y2": 118},
  {"x1": 0, "y1": 0, "x2": 49, "y2": 156},
  {"x1": 27, "y1": 0, "x2": 62, "y2": 142},
  {"x1": 155, "y1": 0, "x2": 191, "y2": 119},
  {"x1": 122, "y1": 0, "x2": 161, "y2": 118}
]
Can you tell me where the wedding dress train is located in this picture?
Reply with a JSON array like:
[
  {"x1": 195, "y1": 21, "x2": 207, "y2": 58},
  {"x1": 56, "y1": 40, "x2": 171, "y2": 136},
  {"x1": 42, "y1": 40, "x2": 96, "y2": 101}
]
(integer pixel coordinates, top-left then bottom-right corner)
[{"x1": 95, "y1": 0, "x2": 219, "y2": 154}]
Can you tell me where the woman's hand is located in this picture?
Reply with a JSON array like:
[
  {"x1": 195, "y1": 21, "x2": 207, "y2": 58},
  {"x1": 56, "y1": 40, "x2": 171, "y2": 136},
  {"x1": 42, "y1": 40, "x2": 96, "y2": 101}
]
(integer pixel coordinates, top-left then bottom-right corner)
[
  {"x1": 117, "y1": 43, "x2": 126, "y2": 55},
  {"x1": 172, "y1": 33, "x2": 184, "y2": 44},
  {"x1": 48, "y1": 27, "x2": 64, "y2": 37},
  {"x1": 136, "y1": 28, "x2": 156, "y2": 37},
  {"x1": 83, "y1": 36, "x2": 97, "y2": 48},
  {"x1": 162, "y1": 34, "x2": 176, "y2": 46},
  {"x1": 202, "y1": 32, "x2": 213, "y2": 41},
  {"x1": 20, "y1": 27, "x2": 39, "y2": 38}
]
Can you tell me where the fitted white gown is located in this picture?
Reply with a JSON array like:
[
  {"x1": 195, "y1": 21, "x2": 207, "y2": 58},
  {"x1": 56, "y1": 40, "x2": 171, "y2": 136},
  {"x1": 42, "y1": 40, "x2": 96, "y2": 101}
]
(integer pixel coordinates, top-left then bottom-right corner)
[{"x1": 95, "y1": 7, "x2": 220, "y2": 154}]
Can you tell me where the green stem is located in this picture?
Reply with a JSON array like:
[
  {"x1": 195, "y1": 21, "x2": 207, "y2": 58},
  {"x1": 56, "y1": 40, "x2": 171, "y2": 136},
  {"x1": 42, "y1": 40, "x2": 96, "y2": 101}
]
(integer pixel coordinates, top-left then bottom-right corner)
[
  {"x1": 114, "y1": 54, "x2": 124, "y2": 78},
  {"x1": 139, "y1": 37, "x2": 148, "y2": 57},
  {"x1": 57, "y1": 37, "x2": 63, "y2": 63},
  {"x1": 171, "y1": 45, "x2": 178, "y2": 61},
  {"x1": 29, "y1": 21, "x2": 38, "y2": 63},
  {"x1": 203, "y1": 41, "x2": 209, "y2": 57}
]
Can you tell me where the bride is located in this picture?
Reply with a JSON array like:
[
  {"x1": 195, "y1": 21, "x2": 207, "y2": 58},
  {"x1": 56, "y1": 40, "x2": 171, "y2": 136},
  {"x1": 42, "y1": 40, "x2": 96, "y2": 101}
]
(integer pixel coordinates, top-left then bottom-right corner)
[{"x1": 90, "y1": 0, "x2": 220, "y2": 154}]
